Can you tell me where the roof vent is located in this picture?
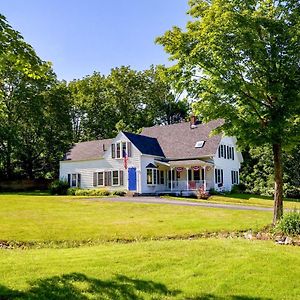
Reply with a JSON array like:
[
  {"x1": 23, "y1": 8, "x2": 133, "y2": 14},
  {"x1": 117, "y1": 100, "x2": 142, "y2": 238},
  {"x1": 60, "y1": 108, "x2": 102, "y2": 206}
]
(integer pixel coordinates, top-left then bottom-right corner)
[{"x1": 195, "y1": 140, "x2": 205, "y2": 148}]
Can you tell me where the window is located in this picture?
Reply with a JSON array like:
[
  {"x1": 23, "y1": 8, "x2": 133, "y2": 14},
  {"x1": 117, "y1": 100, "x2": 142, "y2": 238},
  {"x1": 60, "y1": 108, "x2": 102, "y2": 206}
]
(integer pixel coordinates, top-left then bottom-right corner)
[
  {"x1": 112, "y1": 170, "x2": 119, "y2": 185},
  {"x1": 111, "y1": 144, "x2": 115, "y2": 158},
  {"x1": 231, "y1": 170, "x2": 239, "y2": 184},
  {"x1": 195, "y1": 140, "x2": 205, "y2": 148},
  {"x1": 218, "y1": 144, "x2": 235, "y2": 160},
  {"x1": 122, "y1": 142, "x2": 127, "y2": 157},
  {"x1": 116, "y1": 143, "x2": 121, "y2": 158},
  {"x1": 93, "y1": 170, "x2": 123, "y2": 187},
  {"x1": 68, "y1": 173, "x2": 80, "y2": 187},
  {"x1": 147, "y1": 169, "x2": 153, "y2": 185},
  {"x1": 215, "y1": 169, "x2": 224, "y2": 184},
  {"x1": 97, "y1": 172, "x2": 104, "y2": 186},
  {"x1": 112, "y1": 141, "x2": 132, "y2": 159},
  {"x1": 147, "y1": 169, "x2": 159, "y2": 185}
]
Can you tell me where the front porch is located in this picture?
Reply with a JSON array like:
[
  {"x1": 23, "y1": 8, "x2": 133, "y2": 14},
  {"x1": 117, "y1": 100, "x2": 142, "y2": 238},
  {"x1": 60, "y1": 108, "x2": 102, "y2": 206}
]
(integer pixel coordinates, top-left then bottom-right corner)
[{"x1": 153, "y1": 159, "x2": 215, "y2": 195}]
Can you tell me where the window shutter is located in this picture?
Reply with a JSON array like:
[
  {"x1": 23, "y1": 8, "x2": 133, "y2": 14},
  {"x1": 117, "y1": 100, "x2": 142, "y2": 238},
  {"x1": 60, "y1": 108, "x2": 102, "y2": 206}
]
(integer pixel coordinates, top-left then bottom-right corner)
[
  {"x1": 93, "y1": 173, "x2": 97, "y2": 187},
  {"x1": 232, "y1": 147, "x2": 235, "y2": 160},
  {"x1": 67, "y1": 174, "x2": 71, "y2": 186},
  {"x1": 221, "y1": 169, "x2": 224, "y2": 183},
  {"x1": 77, "y1": 174, "x2": 81, "y2": 188},
  {"x1": 127, "y1": 142, "x2": 132, "y2": 157},
  {"x1": 218, "y1": 146, "x2": 221, "y2": 158},
  {"x1": 120, "y1": 170, "x2": 124, "y2": 186},
  {"x1": 111, "y1": 144, "x2": 115, "y2": 158}
]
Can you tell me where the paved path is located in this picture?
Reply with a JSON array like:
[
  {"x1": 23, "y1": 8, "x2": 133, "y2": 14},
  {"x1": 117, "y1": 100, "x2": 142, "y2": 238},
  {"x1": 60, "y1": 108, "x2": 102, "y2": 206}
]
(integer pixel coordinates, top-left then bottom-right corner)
[{"x1": 86, "y1": 196, "x2": 273, "y2": 212}]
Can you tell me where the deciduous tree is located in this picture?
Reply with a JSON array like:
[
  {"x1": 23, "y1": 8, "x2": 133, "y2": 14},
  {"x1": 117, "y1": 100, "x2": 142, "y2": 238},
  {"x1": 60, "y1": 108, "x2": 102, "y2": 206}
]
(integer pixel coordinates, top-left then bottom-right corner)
[{"x1": 157, "y1": 0, "x2": 300, "y2": 223}]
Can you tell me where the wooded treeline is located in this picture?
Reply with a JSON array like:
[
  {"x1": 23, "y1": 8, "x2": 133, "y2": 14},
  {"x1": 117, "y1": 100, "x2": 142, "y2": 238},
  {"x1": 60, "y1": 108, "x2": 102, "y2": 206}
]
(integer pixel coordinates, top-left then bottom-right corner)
[
  {"x1": 0, "y1": 14, "x2": 188, "y2": 181},
  {"x1": 0, "y1": 12, "x2": 299, "y2": 199}
]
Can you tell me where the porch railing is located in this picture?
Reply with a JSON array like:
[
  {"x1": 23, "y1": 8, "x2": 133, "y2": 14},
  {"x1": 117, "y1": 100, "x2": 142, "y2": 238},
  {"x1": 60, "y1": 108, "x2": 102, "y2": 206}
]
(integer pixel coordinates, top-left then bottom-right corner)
[{"x1": 166, "y1": 180, "x2": 207, "y2": 191}]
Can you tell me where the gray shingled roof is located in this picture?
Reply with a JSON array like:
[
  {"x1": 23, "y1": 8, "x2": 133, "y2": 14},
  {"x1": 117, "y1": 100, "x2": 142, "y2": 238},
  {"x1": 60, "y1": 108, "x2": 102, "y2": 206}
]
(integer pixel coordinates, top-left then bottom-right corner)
[
  {"x1": 63, "y1": 120, "x2": 223, "y2": 161},
  {"x1": 64, "y1": 139, "x2": 113, "y2": 161},
  {"x1": 141, "y1": 119, "x2": 223, "y2": 160}
]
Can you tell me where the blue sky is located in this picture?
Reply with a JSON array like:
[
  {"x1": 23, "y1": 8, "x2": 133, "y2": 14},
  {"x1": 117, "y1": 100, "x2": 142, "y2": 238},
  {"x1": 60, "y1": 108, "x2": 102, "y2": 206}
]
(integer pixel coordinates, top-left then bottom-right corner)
[{"x1": 1, "y1": 1, "x2": 189, "y2": 81}]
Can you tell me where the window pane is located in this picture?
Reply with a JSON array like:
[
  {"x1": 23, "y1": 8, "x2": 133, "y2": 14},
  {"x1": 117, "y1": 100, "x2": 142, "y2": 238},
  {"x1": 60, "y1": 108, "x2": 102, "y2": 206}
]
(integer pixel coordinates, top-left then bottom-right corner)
[
  {"x1": 112, "y1": 171, "x2": 119, "y2": 185},
  {"x1": 98, "y1": 172, "x2": 104, "y2": 185},
  {"x1": 72, "y1": 174, "x2": 77, "y2": 187},
  {"x1": 122, "y1": 142, "x2": 127, "y2": 157},
  {"x1": 147, "y1": 169, "x2": 153, "y2": 184},
  {"x1": 116, "y1": 143, "x2": 121, "y2": 158},
  {"x1": 153, "y1": 170, "x2": 157, "y2": 184}
]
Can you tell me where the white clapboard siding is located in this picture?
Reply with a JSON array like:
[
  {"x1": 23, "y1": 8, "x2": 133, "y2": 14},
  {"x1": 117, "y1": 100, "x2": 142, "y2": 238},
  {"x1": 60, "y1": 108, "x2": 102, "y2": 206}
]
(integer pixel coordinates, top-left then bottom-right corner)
[{"x1": 213, "y1": 136, "x2": 243, "y2": 191}]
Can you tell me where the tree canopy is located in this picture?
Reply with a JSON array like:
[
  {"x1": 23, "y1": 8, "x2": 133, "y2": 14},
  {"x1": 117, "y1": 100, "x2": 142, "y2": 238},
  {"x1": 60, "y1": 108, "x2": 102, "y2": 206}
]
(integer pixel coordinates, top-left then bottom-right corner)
[{"x1": 157, "y1": 0, "x2": 300, "y2": 222}]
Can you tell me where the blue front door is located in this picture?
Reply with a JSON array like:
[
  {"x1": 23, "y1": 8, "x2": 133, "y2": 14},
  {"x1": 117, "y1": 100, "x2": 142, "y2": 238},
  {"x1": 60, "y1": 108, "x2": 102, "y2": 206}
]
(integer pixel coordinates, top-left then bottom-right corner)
[{"x1": 128, "y1": 167, "x2": 137, "y2": 191}]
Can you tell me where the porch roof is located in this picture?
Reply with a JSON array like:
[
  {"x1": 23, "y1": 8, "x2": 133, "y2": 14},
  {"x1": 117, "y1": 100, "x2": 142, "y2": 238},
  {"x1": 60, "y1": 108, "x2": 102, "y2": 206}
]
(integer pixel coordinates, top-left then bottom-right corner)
[{"x1": 155, "y1": 159, "x2": 214, "y2": 168}]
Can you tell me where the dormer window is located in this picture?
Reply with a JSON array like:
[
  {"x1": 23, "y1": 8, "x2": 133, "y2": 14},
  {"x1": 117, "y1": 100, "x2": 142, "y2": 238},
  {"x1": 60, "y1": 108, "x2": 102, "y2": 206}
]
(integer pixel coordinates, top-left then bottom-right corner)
[{"x1": 195, "y1": 140, "x2": 205, "y2": 148}]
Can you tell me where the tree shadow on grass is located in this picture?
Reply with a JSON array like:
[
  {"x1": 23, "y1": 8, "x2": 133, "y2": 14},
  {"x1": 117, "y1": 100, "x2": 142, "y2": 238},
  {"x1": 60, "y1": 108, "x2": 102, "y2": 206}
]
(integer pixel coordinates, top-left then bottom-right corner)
[
  {"x1": 187, "y1": 294, "x2": 272, "y2": 300},
  {"x1": 0, "y1": 272, "x2": 180, "y2": 299}
]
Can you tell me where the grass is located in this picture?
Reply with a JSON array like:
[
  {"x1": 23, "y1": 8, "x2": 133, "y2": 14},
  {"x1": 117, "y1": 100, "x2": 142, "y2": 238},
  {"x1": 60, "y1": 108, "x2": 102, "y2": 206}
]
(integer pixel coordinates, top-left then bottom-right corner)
[
  {"x1": 1, "y1": 193, "x2": 299, "y2": 299},
  {"x1": 0, "y1": 239, "x2": 299, "y2": 299},
  {"x1": 0, "y1": 194, "x2": 272, "y2": 244},
  {"x1": 163, "y1": 193, "x2": 300, "y2": 210}
]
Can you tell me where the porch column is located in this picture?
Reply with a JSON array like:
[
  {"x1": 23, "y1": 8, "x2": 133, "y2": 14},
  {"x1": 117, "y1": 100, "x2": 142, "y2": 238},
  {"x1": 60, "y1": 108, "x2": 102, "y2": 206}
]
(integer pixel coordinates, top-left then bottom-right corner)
[
  {"x1": 170, "y1": 168, "x2": 173, "y2": 192},
  {"x1": 203, "y1": 166, "x2": 207, "y2": 191},
  {"x1": 186, "y1": 167, "x2": 189, "y2": 191}
]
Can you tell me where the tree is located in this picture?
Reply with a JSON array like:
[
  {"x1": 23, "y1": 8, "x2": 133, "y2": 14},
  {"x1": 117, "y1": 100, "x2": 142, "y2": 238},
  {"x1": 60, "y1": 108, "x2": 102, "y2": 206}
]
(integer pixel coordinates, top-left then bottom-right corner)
[
  {"x1": 0, "y1": 14, "x2": 73, "y2": 180},
  {"x1": 0, "y1": 14, "x2": 51, "y2": 178},
  {"x1": 157, "y1": 0, "x2": 300, "y2": 223}
]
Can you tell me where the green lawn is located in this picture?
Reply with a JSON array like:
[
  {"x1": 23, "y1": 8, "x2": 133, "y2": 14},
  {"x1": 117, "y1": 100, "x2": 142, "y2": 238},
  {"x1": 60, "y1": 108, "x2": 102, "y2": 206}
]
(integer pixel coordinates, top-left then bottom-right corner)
[
  {"x1": 0, "y1": 193, "x2": 299, "y2": 299},
  {"x1": 164, "y1": 193, "x2": 300, "y2": 210},
  {"x1": 0, "y1": 239, "x2": 299, "y2": 299},
  {"x1": 0, "y1": 194, "x2": 271, "y2": 244}
]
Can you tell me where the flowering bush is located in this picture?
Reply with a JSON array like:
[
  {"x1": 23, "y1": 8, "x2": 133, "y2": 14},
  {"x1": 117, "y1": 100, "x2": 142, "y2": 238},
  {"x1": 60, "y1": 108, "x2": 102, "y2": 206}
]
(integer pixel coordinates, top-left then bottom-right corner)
[{"x1": 197, "y1": 186, "x2": 210, "y2": 200}]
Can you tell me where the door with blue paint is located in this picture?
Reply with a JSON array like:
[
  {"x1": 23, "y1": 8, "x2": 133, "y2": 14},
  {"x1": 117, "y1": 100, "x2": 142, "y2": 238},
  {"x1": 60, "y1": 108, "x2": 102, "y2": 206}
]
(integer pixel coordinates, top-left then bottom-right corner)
[{"x1": 128, "y1": 167, "x2": 137, "y2": 191}]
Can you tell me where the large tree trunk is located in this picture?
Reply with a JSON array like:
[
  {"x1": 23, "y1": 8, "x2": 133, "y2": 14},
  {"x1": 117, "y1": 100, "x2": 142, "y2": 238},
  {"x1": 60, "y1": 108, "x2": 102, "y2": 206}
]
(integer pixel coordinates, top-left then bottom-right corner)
[{"x1": 272, "y1": 143, "x2": 283, "y2": 224}]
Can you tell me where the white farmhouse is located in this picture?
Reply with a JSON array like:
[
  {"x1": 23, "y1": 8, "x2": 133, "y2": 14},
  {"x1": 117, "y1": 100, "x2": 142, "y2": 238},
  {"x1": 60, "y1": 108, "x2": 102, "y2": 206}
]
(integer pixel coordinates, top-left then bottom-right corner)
[{"x1": 59, "y1": 118, "x2": 243, "y2": 195}]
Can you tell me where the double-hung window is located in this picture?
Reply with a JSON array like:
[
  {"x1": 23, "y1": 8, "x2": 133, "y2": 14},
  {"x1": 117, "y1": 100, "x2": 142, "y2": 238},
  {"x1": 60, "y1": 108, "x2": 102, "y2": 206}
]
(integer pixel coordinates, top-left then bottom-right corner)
[
  {"x1": 231, "y1": 170, "x2": 239, "y2": 184},
  {"x1": 112, "y1": 170, "x2": 119, "y2": 186},
  {"x1": 97, "y1": 172, "x2": 104, "y2": 186},
  {"x1": 147, "y1": 169, "x2": 158, "y2": 185},
  {"x1": 215, "y1": 169, "x2": 224, "y2": 185},
  {"x1": 68, "y1": 173, "x2": 81, "y2": 188}
]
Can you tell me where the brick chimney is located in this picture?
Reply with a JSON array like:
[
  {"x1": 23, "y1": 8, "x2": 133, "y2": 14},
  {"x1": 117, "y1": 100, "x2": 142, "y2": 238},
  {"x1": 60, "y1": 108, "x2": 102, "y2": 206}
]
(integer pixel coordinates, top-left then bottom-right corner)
[{"x1": 190, "y1": 115, "x2": 197, "y2": 128}]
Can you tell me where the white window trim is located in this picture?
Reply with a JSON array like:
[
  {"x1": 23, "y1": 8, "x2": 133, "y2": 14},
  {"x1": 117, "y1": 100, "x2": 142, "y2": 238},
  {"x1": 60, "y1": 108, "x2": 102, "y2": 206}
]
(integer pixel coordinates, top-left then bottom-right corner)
[
  {"x1": 231, "y1": 170, "x2": 239, "y2": 185},
  {"x1": 114, "y1": 141, "x2": 128, "y2": 159},
  {"x1": 147, "y1": 168, "x2": 158, "y2": 186},
  {"x1": 112, "y1": 170, "x2": 120, "y2": 186},
  {"x1": 97, "y1": 171, "x2": 105, "y2": 187}
]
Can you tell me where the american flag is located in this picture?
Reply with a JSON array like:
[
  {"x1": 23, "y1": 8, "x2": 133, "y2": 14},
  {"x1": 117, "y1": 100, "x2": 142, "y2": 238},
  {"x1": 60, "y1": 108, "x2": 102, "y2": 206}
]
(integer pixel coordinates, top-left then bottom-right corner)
[{"x1": 123, "y1": 148, "x2": 128, "y2": 169}]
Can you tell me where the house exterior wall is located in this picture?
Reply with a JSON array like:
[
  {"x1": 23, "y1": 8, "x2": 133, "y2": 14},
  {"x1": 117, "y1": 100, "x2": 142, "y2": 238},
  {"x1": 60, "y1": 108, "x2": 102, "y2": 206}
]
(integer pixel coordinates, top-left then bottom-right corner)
[
  {"x1": 60, "y1": 132, "x2": 143, "y2": 192},
  {"x1": 212, "y1": 136, "x2": 243, "y2": 191}
]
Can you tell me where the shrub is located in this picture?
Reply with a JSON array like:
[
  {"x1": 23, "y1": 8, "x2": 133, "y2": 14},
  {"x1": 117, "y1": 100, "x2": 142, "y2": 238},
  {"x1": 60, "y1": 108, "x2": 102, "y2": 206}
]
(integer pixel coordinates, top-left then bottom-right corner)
[
  {"x1": 112, "y1": 190, "x2": 126, "y2": 196},
  {"x1": 67, "y1": 187, "x2": 79, "y2": 195},
  {"x1": 49, "y1": 180, "x2": 69, "y2": 195},
  {"x1": 231, "y1": 183, "x2": 246, "y2": 194},
  {"x1": 209, "y1": 188, "x2": 220, "y2": 195},
  {"x1": 74, "y1": 189, "x2": 111, "y2": 197},
  {"x1": 277, "y1": 210, "x2": 300, "y2": 236}
]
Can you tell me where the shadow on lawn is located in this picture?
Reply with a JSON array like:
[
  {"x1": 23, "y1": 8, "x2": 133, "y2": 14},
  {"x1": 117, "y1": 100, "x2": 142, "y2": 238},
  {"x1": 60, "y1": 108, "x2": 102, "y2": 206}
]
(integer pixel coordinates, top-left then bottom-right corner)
[
  {"x1": 187, "y1": 294, "x2": 272, "y2": 300},
  {"x1": 0, "y1": 272, "x2": 180, "y2": 299}
]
